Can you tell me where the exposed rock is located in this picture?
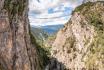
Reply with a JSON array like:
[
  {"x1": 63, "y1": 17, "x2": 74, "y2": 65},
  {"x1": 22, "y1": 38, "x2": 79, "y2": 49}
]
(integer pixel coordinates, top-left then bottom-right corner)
[
  {"x1": 51, "y1": 1, "x2": 104, "y2": 70},
  {"x1": 0, "y1": 0, "x2": 42, "y2": 70}
]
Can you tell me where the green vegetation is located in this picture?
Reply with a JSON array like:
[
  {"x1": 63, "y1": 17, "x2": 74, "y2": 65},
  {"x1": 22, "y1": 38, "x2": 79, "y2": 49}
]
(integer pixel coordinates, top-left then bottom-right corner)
[
  {"x1": 74, "y1": 2, "x2": 104, "y2": 69},
  {"x1": 4, "y1": 0, "x2": 26, "y2": 15},
  {"x1": 30, "y1": 27, "x2": 48, "y2": 47},
  {"x1": 65, "y1": 36, "x2": 76, "y2": 48},
  {"x1": 45, "y1": 34, "x2": 56, "y2": 47},
  {"x1": 73, "y1": 2, "x2": 94, "y2": 14},
  {"x1": 3, "y1": 0, "x2": 26, "y2": 22},
  {"x1": 47, "y1": 35, "x2": 56, "y2": 41},
  {"x1": 87, "y1": 12, "x2": 104, "y2": 31},
  {"x1": 30, "y1": 27, "x2": 51, "y2": 56},
  {"x1": 73, "y1": 1, "x2": 104, "y2": 69},
  {"x1": 73, "y1": 2, "x2": 104, "y2": 28},
  {"x1": 86, "y1": 30, "x2": 104, "y2": 69},
  {"x1": 29, "y1": 31, "x2": 50, "y2": 69},
  {"x1": 0, "y1": 64, "x2": 4, "y2": 70}
]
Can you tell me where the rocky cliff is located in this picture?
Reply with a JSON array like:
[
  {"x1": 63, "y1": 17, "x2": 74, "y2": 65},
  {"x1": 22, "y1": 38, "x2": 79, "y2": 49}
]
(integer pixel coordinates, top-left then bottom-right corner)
[
  {"x1": 0, "y1": 0, "x2": 42, "y2": 70},
  {"x1": 51, "y1": 1, "x2": 104, "y2": 70}
]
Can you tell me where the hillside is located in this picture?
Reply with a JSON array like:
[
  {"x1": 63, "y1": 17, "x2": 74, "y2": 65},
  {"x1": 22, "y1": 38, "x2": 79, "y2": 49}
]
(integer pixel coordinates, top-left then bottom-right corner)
[
  {"x1": 30, "y1": 25, "x2": 63, "y2": 48},
  {"x1": 31, "y1": 26, "x2": 48, "y2": 45},
  {"x1": 48, "y1": 1, "x2": 104, "y2": 70},
  {"x1": 1, "y1": 0, "x2": 104, "y2": 70},
  {"x1": 41, "y1": 24, "x2": 64, "y2": 35}
]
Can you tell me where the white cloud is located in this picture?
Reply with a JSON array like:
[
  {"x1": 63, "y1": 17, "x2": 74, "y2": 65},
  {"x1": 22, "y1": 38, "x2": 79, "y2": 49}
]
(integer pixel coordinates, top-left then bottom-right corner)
[
  {"x1": 29, "y1": 0, "x2": 81, "y2": 12},
  {"x1": 29, "y1": 0, "x2": 59, "y2": 12},
  {"x1": 29, "y1": 14, "x2": 71, "y2": 26},
  {"x1": 29, "y1": 0, "x2": 82, "y2": 26}
]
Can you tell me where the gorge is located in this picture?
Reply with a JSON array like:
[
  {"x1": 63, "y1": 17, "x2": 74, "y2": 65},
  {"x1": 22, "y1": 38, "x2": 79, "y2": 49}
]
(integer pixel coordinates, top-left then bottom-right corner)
[{"x1": 0, "y1": 0, "x2": 104, "y2": 70}]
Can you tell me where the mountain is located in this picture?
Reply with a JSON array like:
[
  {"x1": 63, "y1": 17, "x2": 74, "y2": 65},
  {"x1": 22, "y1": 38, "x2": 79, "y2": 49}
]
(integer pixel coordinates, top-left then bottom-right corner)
[
  {"x1": 47, "y1": 1, "x2": 104, "y2": 70},
  {"x1": 31, "y1": 24, "x2": 63, "y2": 35},
  {"x1": 1, "y1": 0, "x2": 104, "y2": 70},
  {"x1": 41, "y1": 24, "x2": 64, "y2": 35},
  {"x1": 30, "y1": 25, "x2": 63, "y2": 48},
  {"x1": 30, "y1": 24, "x2": 63, "y2": 46},
  {"x1": 0, "y1": 0, "x2": 42, "y2": 70},
  {"x1": 30, "y1": 26, "x2": 48, "y2": 45}
]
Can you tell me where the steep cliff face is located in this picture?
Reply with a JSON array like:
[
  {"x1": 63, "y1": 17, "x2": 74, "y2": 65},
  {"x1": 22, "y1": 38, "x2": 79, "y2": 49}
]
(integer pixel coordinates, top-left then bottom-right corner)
[
  {"x1": 0, "y1": 0, "x2": 42, "y2": 70},
  {"x1": 51, "y1": 1, "x2": 104, "y2": 70}
]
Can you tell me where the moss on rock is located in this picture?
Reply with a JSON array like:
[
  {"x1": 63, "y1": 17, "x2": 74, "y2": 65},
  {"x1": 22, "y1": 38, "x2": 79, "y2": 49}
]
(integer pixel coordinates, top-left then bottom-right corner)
[{"x1": 4, "y1": 0, "x2": 26, "y2": 15}]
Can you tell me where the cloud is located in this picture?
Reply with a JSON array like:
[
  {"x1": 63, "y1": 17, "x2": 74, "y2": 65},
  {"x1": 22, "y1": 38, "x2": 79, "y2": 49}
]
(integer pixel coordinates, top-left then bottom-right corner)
[
  {"x1": 29, "y1": 13, "x2": 71, "y2": 26},
  {"x1": 29, "y1": 0, "x2": 82, "y2": 26}
]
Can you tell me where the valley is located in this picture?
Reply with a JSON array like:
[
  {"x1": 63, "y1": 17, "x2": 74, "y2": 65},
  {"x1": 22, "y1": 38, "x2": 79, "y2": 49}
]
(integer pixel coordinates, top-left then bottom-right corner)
[{"x1": 0, "y1": 0, "x2": 104, "y2": 70}]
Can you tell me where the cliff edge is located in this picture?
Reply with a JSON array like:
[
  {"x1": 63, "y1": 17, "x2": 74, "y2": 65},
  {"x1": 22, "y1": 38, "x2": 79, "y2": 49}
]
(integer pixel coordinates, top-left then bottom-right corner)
[
  {"x1": 0, "y1": 0, "x2": 42, "y2": 70},
  {"x1": 51, "y1": 1, "x2": 104, "y2": 70}
]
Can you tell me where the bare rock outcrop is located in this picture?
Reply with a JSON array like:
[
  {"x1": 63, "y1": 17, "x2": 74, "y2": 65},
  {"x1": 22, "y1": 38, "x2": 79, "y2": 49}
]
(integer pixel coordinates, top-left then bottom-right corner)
[
  {"x1": 51, "y1": 1, "x2": 104, "y2": 70},
  {"x1": 0, "y1": 0, "x2": 42, "y2": 70}
]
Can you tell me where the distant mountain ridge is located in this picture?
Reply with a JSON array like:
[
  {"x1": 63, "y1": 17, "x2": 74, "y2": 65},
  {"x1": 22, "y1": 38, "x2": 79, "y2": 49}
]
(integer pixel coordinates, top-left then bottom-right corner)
[
  {"x1": 31, "y1": 24, "x2": 64, "y2": 35},
  {"x1": 30, "y1": 26, "x2": 48, "y2": 45}
]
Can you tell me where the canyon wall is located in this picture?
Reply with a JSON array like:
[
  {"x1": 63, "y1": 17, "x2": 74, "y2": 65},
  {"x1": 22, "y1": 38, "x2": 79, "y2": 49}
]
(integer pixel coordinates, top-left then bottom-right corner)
[
  {"x1": 51, "y1": 1, "x2": 104, "y2": 70},
  {"x1": 0, "y1": 0, "x2": 42, "y2": 70}
]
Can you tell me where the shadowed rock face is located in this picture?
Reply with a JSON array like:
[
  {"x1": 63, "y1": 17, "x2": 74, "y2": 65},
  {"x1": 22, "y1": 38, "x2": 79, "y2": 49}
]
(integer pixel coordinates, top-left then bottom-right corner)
[
  {"x1": 0, "y1": 0, "x2": 42, "y2": 70},
  {"x1": 51, "y1": 2, "x2": 104, "y2": 70}
]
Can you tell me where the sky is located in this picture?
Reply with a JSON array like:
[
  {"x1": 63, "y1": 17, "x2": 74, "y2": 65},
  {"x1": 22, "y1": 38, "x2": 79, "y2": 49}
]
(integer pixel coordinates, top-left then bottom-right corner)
[{"x1": 29, "y1": 0, "x2": 83, "y2": 26}]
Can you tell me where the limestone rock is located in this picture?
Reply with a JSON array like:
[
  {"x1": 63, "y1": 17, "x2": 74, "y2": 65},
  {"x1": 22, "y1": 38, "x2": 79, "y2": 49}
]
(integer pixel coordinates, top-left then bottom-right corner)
[
  {"x1": 51, "y1": 2, "x2": 104, "y2": 70},
  {"x1": 0, "y1": 0, "x2": 42, "y2": 70}
]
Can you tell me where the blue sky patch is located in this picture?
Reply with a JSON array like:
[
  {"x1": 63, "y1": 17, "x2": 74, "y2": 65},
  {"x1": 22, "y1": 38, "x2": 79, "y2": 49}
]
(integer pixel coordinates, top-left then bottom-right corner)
[{"x1": 29, "y1": 0, "x2": 82, "y2": 26}]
